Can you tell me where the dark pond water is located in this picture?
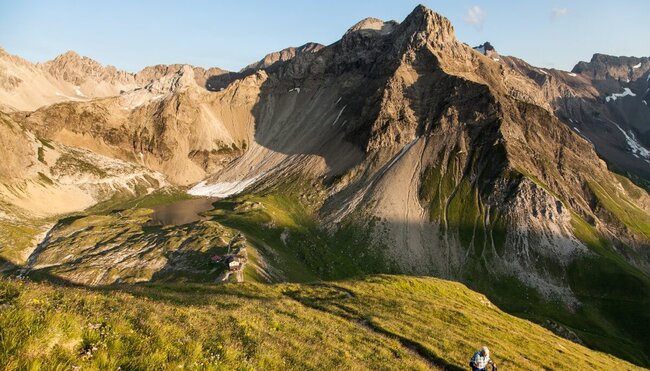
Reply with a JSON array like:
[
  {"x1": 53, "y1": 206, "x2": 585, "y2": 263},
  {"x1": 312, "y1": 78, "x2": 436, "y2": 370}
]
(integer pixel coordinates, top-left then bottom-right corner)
[{"x1": 149, "y1": 197, "x2": 218, "y2": 226}]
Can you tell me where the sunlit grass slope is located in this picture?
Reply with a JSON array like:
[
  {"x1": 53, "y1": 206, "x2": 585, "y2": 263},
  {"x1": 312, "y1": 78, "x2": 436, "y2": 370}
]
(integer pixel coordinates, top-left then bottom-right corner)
[{"x1": 0, "y1": 275, "x2": 641, "y2": 370}]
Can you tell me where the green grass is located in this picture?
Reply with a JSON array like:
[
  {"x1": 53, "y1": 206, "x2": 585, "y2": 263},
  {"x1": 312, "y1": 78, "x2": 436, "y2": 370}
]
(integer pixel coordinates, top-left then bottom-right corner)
[
  {"x1": 467, "y1": 211, "x2": 650, "y2": 367},
  {"x1": 0, "y1": 275, "x2": 641, "y2": 370},
  {"x1": 206, "y1": 189, "x2": 393, "y2": 282},
  {"x1": 417, "y1": 163, "x2": 650, "y2": 367},
  {"x1": 567, "y1": 214, "x2": 650, "y2": 365},
  {"x1": 51, "y1": 153, "x2": 108, "y2": 178},
  {"x1": 0, "y1": 219, "x2": 42, "y2": 265},
  {"x1": 588, "y1": 181, "x2": 650, "y2": 239},
  {"x1": 23, "y1": 208, "x2": 235, "y2": 285},
  {"x1": 5, "y1": 169, "x2": 649, "y2": 368},
  {"x1": 84, "y1": 186, "x2": 193, "y2": 215}
]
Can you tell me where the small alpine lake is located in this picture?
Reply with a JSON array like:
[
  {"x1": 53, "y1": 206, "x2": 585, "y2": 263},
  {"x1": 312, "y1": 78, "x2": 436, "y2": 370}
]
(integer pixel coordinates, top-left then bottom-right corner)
[{"x1": 149, "y1": 197, "x2": 218, "y2": 226}]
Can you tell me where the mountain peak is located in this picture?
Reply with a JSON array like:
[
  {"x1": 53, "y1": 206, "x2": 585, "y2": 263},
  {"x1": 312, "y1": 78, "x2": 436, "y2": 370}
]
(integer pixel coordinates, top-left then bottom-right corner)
[
  {"x1": 572, "y1": 53, "x2": 649, "y2": 79},
  {"x1": 473, "y1": 41, "x2": 499, "y2": 58},
  {"x1": 46, "y1": 50, "x2": 97, "y2": 68},
  {"x1": 60, "y1": 50, "x2": 81, "y2": 58},
  {"x1": 473, "y1": 41, "x2": 495, "y2": 54},
  {"x1": 399, "y1": 4, "x2": 455, "y2": 45},
  {"x1": 410, "y1": 3, "x2": 431, "y2": 17},
  {"x1": 241, "y1": 42, "x2": 324, "y2": 73},
  {"x1": 42, "y1": 50, "x2": 135, "y2": 87},
  {"x1": 49, "y1": 50, "x2": 87, "y2": 64},
  {"x1": 346, "y1": 17, "x2": 396, "y2": 35},
  {"x1": 344, "y1": 17, "x2": 399, "y2": 40}
]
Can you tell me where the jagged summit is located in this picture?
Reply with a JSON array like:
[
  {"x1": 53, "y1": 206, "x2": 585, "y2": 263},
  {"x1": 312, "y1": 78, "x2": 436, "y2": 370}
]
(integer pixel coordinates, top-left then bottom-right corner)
[
  {"x1": 345, "y1": 17, "x2": 398, "y2": 35},
  {"x1": 399, "y1": 4, "x2": 455, "y2": 43},
  {"x1": 241, "y1": 42, "x2": 324, "y2": 73},
  {"x1": 43, "y1": 49, "x2": 134, "y2": 86},
  {"x1": 45, "y1": 50, "x2": 104, "y2": 70},
  {"x1": 473, "y1": 41, "x2": 495, "y2": 54},
  {"x1": 572, "y1": 53, "x2": 649, "y2": 79},
  {"x1": 56, "y1": 50, "x2": 82, "y2": 59},
  {"x1": 342, "y1": 5, "x2": 455, "y2": 47}
]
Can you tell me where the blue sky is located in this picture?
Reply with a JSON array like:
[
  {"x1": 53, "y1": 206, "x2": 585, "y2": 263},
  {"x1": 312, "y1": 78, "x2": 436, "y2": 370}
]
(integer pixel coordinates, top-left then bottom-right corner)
[{"x1": 1, "y1": 1, "x2": 648, "y2": 72}]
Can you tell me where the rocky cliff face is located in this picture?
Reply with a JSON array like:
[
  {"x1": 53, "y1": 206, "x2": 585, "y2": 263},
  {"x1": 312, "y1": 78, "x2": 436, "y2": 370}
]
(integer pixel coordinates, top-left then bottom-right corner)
[
  {"x1": 241, "y1": 42, "x2": 324, "y2": 73},
  {"x1": 0, "y1": 112, "x2": 167, "y2": 217},
  {"x1": 42, "y1": 50, "x2": 136, "y2": 88},
  {"x1": 497, "y1": 51, "x2": 650, "y2": 186},
  {"x1": 0, "y1": 48, "x2": 235, "y2": 111},
  {"x1": 16, "y1": 5, "x2": 649, "y2": 285},
  {"x1": 20, "y1": 72, "x2": 251, "y2": 185}
]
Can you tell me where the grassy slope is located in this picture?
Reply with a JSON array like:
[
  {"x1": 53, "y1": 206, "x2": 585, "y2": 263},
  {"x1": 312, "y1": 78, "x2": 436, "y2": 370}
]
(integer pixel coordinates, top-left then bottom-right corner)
[
  {"x1": 0, "y1": 218, "x2": 42, "y2": 265},
  {"x1": 476, "y1": 189, "x2": 650, "y2": 367},
  {"x1": 209, "y1": 181, "x2": 650, "y2": 367},
  {"x1": 418, "y1": 162, "x2": 650, "y2": 367},
  {"x1": 0, "y1": 186, "x2": 193, "y2": 267},
  {"x1": 0, "y1": 275, "x2": 642, "y2": 370},
  {"x1": 205, "y1": 186, "x2": 394, "y2": 282},
  {"x1": 4, "y1": 173, "x2": 649, "y2": 367}
]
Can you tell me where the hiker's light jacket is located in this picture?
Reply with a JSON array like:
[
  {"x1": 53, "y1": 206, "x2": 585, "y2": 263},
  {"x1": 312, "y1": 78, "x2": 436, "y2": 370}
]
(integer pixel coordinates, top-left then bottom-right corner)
[{"x1": 470, "y1": 351, "x2": 491, "y2": 369}]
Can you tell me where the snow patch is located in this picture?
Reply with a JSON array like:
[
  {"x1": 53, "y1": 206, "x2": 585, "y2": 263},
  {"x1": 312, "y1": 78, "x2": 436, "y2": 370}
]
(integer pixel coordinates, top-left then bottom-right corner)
[
  {"x1": 335, "y1": 97, "x2": 342, "y2": 104},
  {"x1": 492, "y1": 58, "x2": 500, "y2": 62},
  {"x1": 605, "y1": 88, "x2": 636, "y2": 102},
  {"x1": 55, "y1": 92, "x2": 86, "y2": 101},
  {"x1": 379, "y1": 138, "x2": 419, "y2": 177},
  {"x1": 610, "y1": 121, "x2": 650, "y2": 161},
  {"x1": 74, "y1": 86, "x2": 85, "y2": 97},
  {"x1": 332, "y1": 105, "x2": 347, "y2": 126},
  {"x1": 632, "y1": 62, "x2": 642, "y2": 69},
  {"x1": 567, "y1": 72, "x2": 577, "y2": 77},
  {"x1": 288, "y1": 87, "x2": 301, "y2": 94},
  {"x1": 573, "y1": 127, "x2": 581, "y2": 133},
  {"x1": 643, "y1": 100, "x2": 647, "y2": 106},
  {"x1": 280, "y1": 229, "x2": 289, "y2": 246},
  {"x1": 537, "y1": 69, "x2": 549, "y2": 76},
  {"x1": 188, "y1": 175, "x2": 264, "y2": 197}
]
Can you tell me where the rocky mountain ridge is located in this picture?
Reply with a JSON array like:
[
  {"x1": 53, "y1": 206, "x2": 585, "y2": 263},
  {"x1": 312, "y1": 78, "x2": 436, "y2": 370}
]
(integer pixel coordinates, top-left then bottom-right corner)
[{"x1": 0, "y1": 47, "x2": 235, "y2": 111}]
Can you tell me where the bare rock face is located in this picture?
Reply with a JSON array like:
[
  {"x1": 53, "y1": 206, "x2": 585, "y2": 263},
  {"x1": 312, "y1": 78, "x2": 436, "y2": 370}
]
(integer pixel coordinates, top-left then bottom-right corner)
[
  {"x1": 0, "y1": 112, "x2": 35, "y2": 181},
  {"x1": 473, "y1": 41, "x2": 499, "y2": 58},
  {"x1": 135, "y1": 64, "x2": 229, "y2": 88},
  {"x1": 0, "y1": 48, "x2": 235, "y2": 111},
  {"x1": 241, "y1": 42, "x2": 324, "y2": 73},
  {"x1": 572, "y1": 53, "x2": 649, "y2": 81},
  {"x1": 0, "y1": 112, "x2": 166, "y2": 219},
  {"x1": 498, "y1": 52, "x2": 650, "y2": 185},
  {"x1": 17, "y1": 63, "x2": 255, "y2": 185},
  {"x1": 230, "y1": 5, "x2": 650, "y2": 298},
  {"x1": 43, "y1": 50, "x2": 136, "y2": 87}
]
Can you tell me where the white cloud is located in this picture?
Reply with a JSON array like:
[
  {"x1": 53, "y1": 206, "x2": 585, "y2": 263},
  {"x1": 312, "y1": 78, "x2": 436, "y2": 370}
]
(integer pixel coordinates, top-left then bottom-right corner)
[
  {"x1": 551, "y1": 7, "x2": 568, "y2": 20},
  {"x1": 464, "y1": 5, "x2": 485, "y2": 30}
]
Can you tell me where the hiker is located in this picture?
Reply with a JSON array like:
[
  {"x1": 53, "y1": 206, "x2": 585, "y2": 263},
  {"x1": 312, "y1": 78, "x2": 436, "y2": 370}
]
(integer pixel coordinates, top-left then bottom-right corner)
[{"x1": 469, "y1": 346, "x2": 495, "y2": 371}]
